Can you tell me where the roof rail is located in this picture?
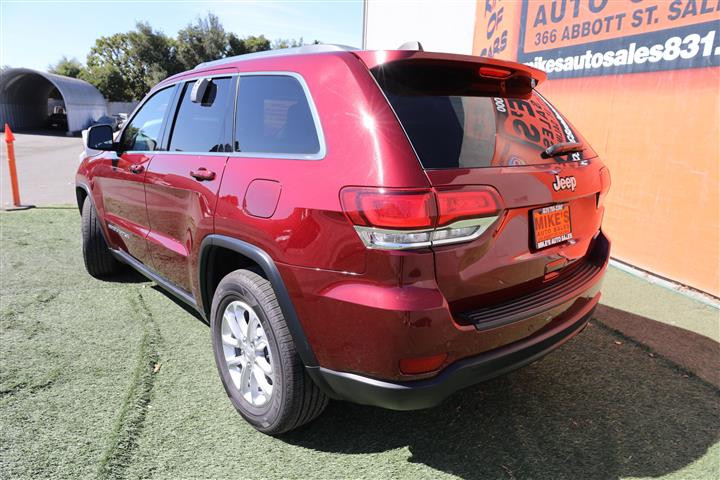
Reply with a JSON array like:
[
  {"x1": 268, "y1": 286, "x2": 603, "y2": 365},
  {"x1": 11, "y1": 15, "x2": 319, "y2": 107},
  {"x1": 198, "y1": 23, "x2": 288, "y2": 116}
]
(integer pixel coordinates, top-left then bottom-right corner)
[{"x1": 195, "y1": 44, "x2": 359, "y2": 70}]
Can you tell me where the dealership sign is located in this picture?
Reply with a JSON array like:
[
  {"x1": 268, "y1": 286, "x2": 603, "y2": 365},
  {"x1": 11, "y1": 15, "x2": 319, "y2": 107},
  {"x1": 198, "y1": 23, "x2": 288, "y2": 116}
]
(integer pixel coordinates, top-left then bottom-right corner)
[{"x1": 479, "y1": 0, "x2": 720, "y2": 78}]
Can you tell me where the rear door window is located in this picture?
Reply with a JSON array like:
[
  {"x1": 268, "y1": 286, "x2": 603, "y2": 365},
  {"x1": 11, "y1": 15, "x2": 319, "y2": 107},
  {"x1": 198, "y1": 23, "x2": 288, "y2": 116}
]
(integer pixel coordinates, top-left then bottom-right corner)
[
  {"x1": 372, "y1": 62, "x2": 595, "y2": 169},
  {"x1": 168, "y1": 77, "x2": 234, "y2": 153},
  {"x1": 235, "y1": 75, "x2": 321, "y2": 156}
]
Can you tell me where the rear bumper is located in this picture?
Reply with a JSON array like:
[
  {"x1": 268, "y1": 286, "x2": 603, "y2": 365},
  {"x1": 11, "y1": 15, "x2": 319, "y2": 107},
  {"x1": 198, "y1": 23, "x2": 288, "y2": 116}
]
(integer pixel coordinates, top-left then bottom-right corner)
[{"x1": 307, "y1": 296, "x2": 598, "y2": 410}]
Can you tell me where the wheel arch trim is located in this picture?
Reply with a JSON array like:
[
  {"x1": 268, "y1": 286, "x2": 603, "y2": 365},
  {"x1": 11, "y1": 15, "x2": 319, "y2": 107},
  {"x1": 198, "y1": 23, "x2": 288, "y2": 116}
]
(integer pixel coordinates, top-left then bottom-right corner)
[
  {"x1": 199, "y1": 234, "x2": 319, "y2": 367},
  {"x1": 75, "y1": 182, "x2": 92, "y2": 213},
  {"x1": 76, "y1": 181, "x2": 113, "y2": 248}
]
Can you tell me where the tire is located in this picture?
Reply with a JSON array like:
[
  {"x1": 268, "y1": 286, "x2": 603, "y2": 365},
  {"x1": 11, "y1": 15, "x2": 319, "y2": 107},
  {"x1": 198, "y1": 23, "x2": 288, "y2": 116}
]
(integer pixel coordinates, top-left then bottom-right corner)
[
  {"x1": 210, "y1": 269, "x2": 328, "y2": 435},
  {"x1": 81, "y1": 197, "x2": 122, "y2": 278}
]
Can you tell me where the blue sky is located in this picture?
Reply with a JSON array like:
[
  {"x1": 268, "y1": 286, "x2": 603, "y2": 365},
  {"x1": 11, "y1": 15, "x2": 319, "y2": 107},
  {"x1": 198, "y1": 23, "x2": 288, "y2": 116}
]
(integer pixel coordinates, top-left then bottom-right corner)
[{"x1": 0, "y1": 0, "x2": 364, "y2": 71}]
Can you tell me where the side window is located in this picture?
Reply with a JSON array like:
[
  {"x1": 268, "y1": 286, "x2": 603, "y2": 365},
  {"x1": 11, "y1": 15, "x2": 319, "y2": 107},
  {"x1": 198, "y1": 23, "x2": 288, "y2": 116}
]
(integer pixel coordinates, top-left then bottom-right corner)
[
  {"x1": 120, "y1": 87, "x2": 174, "y2": 152},
  {"x1": 168, "y1": 77, "x2": 234, "y2": 153},
  {"x1": 235, "y1": 75, "x2": 321, "y2": 155}
]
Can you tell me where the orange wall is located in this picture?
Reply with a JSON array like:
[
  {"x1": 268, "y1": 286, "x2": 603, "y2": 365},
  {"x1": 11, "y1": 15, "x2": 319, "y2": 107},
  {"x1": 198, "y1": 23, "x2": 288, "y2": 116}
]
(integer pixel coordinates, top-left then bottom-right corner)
[
  {"x1": 473, "y1": 1, "x2": 719, "y2": 296},
  {"x1": 540, "y1": 69, "x2": 719, "y2": 296}
]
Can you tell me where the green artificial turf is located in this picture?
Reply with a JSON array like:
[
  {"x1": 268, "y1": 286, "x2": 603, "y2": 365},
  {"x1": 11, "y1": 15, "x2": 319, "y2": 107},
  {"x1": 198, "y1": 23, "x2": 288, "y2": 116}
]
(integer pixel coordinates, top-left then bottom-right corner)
[{"x1": 1, "y1": 208, "x2": 718, "y2": 479}]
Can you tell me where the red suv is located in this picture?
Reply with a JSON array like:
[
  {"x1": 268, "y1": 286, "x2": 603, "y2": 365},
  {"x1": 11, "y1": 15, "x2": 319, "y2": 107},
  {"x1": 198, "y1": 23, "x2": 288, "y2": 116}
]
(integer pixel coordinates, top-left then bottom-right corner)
[{"x1": 77, "y1": 45, "x2": 610, "y2": 435}]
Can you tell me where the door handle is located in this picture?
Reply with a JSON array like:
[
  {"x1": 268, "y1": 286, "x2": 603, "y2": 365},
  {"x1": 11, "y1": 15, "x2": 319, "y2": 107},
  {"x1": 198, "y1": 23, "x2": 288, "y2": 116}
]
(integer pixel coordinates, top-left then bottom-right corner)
[
  {"x1": 190, "y1": 168, "x2": 216, "y2": 181},
  {"x1": 129, "y1": 164, "x2": 145, "y2": 174}
]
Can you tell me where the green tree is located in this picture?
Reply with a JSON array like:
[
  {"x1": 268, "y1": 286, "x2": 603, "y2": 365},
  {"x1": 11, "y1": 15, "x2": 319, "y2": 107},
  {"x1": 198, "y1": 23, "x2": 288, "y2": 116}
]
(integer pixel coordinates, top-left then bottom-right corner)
[
  {"x1": 82, "y1": 32, "x2": 134, "y2": 101},
  {"x1": 176, "y1": 13, "x2": 232, "y2": 68},
  {"x1": 77, "y1": 14, "x2": 310, "y2": 101},
  {"x1": 175, "y1": 14, "x2": 273, "y2": 69},
  {"x1": 271, "y1": 38, "x2": 302, "y2": 49},
  {"x1": 226, "y1": 33, "x2": 271, "y2": 56},
  {"x1": 128, "y1": 22, "x2": 182, "y2": 87},
  {"x1": 82, "y1": 23, "x2": 179, "y2": 101},
  {"x1": 48, "y1": 56, "x2": 84, "y2": 78},
  {"x1": 243, "y1": 35, "x2": 271, "y2": 53},
  {"x1": 80, "y1": 64, "x2": 127, "y2": 102},
  {"x1": 270, "y1": 38, "x2": 321, "y2": 49}
]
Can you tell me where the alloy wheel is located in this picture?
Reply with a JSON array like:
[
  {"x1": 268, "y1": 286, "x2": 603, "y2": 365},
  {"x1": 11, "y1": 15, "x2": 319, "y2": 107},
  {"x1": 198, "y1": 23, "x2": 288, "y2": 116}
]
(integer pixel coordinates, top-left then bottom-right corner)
[{"x1": 221, "y1": 300, "x2": 275, "y2": 407}]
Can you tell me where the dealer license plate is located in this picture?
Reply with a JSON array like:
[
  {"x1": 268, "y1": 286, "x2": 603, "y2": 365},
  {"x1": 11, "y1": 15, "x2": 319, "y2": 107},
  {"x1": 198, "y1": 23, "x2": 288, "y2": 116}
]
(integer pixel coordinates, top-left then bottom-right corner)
[{"x1": 531, "y1": 204, "x2": 572, "y2": 249}]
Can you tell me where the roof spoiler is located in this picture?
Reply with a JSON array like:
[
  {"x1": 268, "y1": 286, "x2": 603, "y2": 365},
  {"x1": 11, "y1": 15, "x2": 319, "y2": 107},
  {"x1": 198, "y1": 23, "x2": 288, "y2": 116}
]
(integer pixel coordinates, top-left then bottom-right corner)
[
  {"x1": 397, "y1": 41, "x2": 424, "y2": 51},
  {"x1": 353, "y1": 50, "x2": 547, "y2": 86}
]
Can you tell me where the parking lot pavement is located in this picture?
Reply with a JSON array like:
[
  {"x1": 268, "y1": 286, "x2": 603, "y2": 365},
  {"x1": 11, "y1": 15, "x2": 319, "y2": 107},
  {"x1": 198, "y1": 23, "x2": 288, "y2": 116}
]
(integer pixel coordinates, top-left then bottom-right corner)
[
  {"x1": 1, "y1": 208, "x2": 719, "y2": 480},
  {"x1": 0, "y1": 132, "x2": 82, "y2": 207}
]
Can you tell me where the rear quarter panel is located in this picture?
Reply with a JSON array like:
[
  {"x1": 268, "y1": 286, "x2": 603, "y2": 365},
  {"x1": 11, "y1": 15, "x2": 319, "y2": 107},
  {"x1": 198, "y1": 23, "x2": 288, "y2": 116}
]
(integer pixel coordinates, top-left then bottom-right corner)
[{"x1": 213, "y1": 52, "x2": 431, "y2": 273}]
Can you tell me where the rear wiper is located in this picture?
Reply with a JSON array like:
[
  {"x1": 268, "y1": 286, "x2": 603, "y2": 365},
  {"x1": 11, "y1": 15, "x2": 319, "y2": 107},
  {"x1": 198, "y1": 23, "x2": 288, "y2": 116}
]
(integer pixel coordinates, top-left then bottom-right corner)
[{"x1": 541, "y1": 142, "x2": 584, "y2": 159}]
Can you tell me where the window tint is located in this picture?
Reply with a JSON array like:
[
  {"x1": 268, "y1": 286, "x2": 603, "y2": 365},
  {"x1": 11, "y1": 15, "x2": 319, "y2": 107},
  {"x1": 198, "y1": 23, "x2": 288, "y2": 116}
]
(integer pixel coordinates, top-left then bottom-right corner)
[
  {"x1": 383, "y1": 94, "x2": 497, "y2": 169},
  {"x1": 372, "y1": 62, "x2": 595, "y2": 168},
  {"x1": 235, "y1": 76, "x2": 320, "y2": 155},
  {"x1": 168, "y1": 77, "x2": 234, "y2": 153},
  {"x1": 120, "y1": 87, "x2": 173, "y2": 151}
]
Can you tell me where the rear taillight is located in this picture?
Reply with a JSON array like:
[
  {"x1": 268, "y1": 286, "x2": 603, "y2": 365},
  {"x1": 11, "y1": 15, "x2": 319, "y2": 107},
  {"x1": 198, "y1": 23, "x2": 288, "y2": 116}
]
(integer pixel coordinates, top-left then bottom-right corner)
[
  {"x1": 340, "y1": 186, "x2": 502, "y2": 250},
  {"x1": 436, "y1": 188, "x2": 501, "y2": 226},
  {"x1": 340, "y1": 188, "x2": 436, "y2": 229}
]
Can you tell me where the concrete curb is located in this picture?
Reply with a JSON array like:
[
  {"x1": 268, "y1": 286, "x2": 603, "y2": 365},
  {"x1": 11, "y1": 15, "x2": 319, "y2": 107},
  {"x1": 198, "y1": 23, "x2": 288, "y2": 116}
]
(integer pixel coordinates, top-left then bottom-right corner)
[{"x1": 609, "y1": 259, "x2": 719, "y2": 310}]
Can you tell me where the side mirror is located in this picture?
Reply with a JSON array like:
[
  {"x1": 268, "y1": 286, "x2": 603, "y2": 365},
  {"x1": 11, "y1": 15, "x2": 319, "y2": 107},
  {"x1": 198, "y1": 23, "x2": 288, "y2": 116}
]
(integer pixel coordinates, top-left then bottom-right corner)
[
  {"x1": 87, "y1": 124, "x2": 116, "y2": 151},
  {"x1": 191, "y1": 78, "x2": 210, "y2": 103}
]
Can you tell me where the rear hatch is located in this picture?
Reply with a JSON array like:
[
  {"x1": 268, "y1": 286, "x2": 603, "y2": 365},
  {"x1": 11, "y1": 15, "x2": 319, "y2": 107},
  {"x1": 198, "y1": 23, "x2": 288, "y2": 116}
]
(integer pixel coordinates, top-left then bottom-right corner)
[{"x1": 357, "y1": 51, "x2": 608, "y2": 319}]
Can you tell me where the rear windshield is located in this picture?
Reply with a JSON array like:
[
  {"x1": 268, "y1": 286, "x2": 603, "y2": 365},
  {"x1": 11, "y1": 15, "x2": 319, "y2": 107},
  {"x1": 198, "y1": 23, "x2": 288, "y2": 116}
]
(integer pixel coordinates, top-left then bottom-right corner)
[{"x1": 371, "y1": 62, "x2": 595, "y2": 169}]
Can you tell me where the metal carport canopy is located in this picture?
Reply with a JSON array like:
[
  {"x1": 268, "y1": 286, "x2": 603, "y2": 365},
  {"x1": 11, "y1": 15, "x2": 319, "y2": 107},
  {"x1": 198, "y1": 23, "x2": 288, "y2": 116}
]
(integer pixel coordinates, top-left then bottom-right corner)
[{"x1": 0, "y1": 68, "x2": 107, "y2": 132}]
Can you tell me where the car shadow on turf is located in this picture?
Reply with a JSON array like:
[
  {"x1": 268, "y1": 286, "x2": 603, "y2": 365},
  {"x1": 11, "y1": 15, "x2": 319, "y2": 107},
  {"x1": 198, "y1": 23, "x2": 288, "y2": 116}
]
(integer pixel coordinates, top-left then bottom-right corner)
[
  {"x1": 282, "y1": 314, "x2": 720, "y2": 480},
  {"x1": 150, "y1": 285, "x2": 208, "y2": 325},
  {"x1": 100, "y1": 268, "x2": 151, "y2": 285}
]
